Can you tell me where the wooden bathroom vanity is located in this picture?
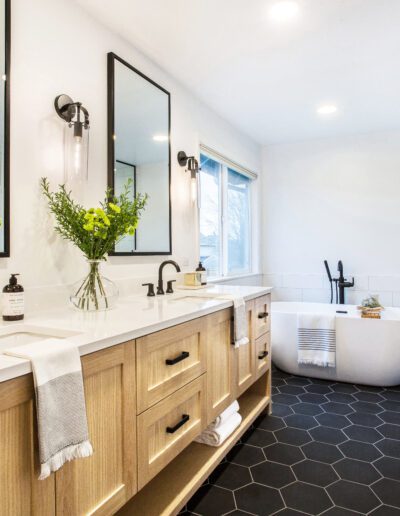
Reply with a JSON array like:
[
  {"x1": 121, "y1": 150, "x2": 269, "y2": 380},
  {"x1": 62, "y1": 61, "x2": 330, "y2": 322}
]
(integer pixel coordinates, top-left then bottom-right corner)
[{"x1": 0, "y1": 292, "x2": 271, "y2": 516}]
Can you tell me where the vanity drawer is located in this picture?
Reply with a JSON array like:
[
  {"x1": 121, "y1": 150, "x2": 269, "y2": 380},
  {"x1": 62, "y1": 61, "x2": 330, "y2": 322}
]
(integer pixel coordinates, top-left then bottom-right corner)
[
  {"x1": 137, "y1": 375, "x2": 206, "y2": 490},
  {"x1": 255, "y1": 332, "x2": 271, "y2": 378},
  {"x1": 136, "y1": 318, "x2": 206, "y2": 413},
  {"x1": 254, "y1": 295, "x2": 271, "y2": 338}
]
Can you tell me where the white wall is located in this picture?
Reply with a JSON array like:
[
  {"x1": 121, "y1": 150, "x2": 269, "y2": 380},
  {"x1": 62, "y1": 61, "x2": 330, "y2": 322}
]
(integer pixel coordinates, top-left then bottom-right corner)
[
  {"x1": 262, "y1": 130, "x2": 400, "y2": 306},
  {"x1": 5, "y1": 0, "x2": 261, "y2": 307}
]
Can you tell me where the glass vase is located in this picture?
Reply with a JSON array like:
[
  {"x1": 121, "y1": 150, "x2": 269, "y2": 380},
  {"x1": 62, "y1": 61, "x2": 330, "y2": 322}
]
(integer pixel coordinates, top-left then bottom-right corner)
[{"x1": 70, "y1": 260, "x2": 118, "y2": 311}]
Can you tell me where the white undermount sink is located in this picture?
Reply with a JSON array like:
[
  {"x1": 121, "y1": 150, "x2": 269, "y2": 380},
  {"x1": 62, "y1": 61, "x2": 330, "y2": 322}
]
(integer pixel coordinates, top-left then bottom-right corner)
[
  {"x1": 0, "y1": 324, "x2": 80, "y2": 351},
  {"x1": 169, "y1": 295, "x2": 220, "y2": 303}
]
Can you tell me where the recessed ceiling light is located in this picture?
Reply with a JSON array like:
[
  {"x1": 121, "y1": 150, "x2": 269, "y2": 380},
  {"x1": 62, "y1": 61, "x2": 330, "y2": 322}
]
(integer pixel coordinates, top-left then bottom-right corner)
[
  {"x1": 153, "y1": 135, "x2": 168, "y2": 142},
  {"x1": 269, "y1": 1, "x2": 300, "y2": 23},
  {"x1": 317, "y1": 105, "x2": 338, "y2": 116}
]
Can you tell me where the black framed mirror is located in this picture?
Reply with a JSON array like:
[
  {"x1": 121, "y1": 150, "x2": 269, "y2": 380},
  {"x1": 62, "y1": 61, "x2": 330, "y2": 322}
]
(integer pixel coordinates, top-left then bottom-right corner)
[
  {"x1": 107, "y1": 52, "x2": 172, "y2": 255},
  {"x1": 0, "y1": 0, "x2": 10, "y2": 257}
]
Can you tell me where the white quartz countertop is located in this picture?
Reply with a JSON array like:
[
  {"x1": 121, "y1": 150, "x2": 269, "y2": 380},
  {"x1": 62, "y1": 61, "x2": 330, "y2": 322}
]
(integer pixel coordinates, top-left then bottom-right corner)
[{"x1": 0, "y1": 284, "x2": 272, "y2": 383}]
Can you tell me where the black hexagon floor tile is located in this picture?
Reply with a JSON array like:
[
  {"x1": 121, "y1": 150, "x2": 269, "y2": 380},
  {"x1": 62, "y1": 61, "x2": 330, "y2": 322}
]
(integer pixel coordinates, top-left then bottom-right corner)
[
  {"x1": 209, "y1": 462, "x2": 252, "y2": 490},
  {"x1": 187, "y1": 370, "x2": 400, "y2": 516},
  {"x1": 323, "y1": 401, "x2": 354, "y2": 415},
  {"x1": 272, "y1": 403, "x2": 294, "y2": 417},
  {"x1": 241, "y1": 427, "x2": 277, "y2": 448},
  {"x1": 309, "y1": 425, "x2": 347, "y2": 445},
  {"x1": 273, "y1": 393, "x2": 300, "y2": 406},
  {"x1": 372, "y1": 478, "x2": 400, "y2": 508},
  {"x1": 382, "y1": 390, "x2": 400, "y2": 402},
  {"x1": 331, "y1": 383, "x2": 359, "y2": 394},
  {"x1": 347, "y1": 412, "x2": 383, "y2": 427},
  {"x1": 379, "y1": 410, "x2": 400, "y2": 425},
  {"x1": 326, "y1": 392, "x2": 356, "y2": 404},
  {"x1": 281, "y1": 482, "x2": 333, "y2": 514},
  {"x1": 302, "y1": 441, "x2": 344, "y2": 464},
  {"x1": 299, "y1": 392, "x2": 328, "y2": 404},
  {"x1": 292, "y1": 459, "x2": 339, "y2": 486},
  {"x1": 327, "y1": 480, "x2": 380, "y2": 513},
  {"x1": 275, "y1": 427, "x2": 312, "y2": 446},
  {"x1": 255, "y1": 414, "x2": 286, "y2": 431},
  {"x1": 339, "y1": 440, "x2": 382, "y2": 461},
  {"x1": 251, "y1": 460, "x2": 296, "y2": 488},
  {"x1": 187, "y1": 484, "x2": 236, "y2": 515},
  {"x1": 264, "y1": 443, "x2": 305, "y2": 465},
  {"x1": 352, "y1": 401, "x2": 383, "y2": 414},
  {"x1": 235, "y1": 483, "x2": 284, "y2": 515},
  {"x1": 333, "y1": 458, "x2": 381, "y2": 484},
  {"x1": 227, "y1": 443, "x2": 265, "y2": 467},
  {"x1": 370, "y1": 506, "x2": 400, "y2": 515},
  {"x1": 374, "y1": 456, "x2": 400, "y2": 481},
  {"x1": 380, "y1": 400, "x2": 400, "y2": 412},
  {"x1": 305, "y1": 383, "x2": 333, "y2": 394},
  {"x1": 376, "y1": 438, "x2": 400, "y2": 459},
  {"x1": 284, "y1": 413, "x2": 318, "y2": 430},
  {"x1": 316, "y1": 412, "x2": 350, "y2": 429},
  {"x1": 378, "y1": 423, "x2": 400, "y2": 440},
  {"x1": 278, "y1": 385, "x2": 306, "y2": 396},
  {"x1": 292, "y1": 402, "x2": 323, "y2": 416},
  {"x1": 354, "y1": 391, "x2": 384, "y2": 403},
  {"x1": 343, "y1": 424, "x2": 382, "y2": 443}
]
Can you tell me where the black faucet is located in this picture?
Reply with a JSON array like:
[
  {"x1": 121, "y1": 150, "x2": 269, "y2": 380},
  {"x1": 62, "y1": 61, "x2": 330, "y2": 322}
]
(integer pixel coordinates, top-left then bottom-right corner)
[
  {"x1": 324, "y1": 260, "x2": 354, "y2": 304},
  {"x1": 157, "y1": 260, "x2": 181, "y2": 295}
]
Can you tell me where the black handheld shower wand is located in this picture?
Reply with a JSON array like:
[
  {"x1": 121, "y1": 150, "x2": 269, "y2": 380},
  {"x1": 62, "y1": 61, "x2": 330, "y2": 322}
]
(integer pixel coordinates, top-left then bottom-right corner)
[{"x1": 324, "y1": 260, "x2": 334, "y2": 304}]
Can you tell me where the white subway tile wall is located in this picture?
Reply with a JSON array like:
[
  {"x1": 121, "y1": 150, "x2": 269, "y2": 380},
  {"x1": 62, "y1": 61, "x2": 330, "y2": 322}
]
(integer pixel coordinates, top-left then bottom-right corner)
[{"x1": 264, "y1": 273, "x2": 400, "y2": 306}]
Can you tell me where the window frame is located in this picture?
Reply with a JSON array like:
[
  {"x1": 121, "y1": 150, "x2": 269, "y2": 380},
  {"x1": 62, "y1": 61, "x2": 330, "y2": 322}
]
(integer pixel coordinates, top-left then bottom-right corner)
[{"x1": 199, "y1": 149, "x2": 253, "y2": 279}]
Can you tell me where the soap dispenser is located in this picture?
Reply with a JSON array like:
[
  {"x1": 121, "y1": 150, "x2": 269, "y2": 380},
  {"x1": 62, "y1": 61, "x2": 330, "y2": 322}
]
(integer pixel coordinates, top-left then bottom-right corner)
[
  {"x1": 196, "y1": 262, "x2": 207, "y2": 286},
  {"x1": 3, "y1": 274, "x2": 24, "y2": 321}
]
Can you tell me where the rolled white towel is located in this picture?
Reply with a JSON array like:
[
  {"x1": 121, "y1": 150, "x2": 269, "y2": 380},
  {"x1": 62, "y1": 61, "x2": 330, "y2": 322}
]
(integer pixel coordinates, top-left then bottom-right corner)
[
  {"x1": 195, "y1": 411, "x2": 242, "y2": 447},
  {"x1": 208, "y1": 400, "x2": 240, "y2": 430}
]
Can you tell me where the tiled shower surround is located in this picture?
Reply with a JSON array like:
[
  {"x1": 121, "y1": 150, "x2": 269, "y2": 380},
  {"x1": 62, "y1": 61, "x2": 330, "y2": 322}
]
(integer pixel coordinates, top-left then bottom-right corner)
[
  {"x1": 263, "y1": 273, "x2": 400, "y2": 306},
  {"x1": 183, "y1": 368, "x2": 400, "y2": 515}
]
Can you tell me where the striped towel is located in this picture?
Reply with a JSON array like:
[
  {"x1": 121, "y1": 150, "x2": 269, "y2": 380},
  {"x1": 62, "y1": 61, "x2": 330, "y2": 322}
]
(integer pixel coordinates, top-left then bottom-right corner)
[
  {"x1": 297, "y1": 313, "x2": 336, "y2": 368},
  {"x1": 4, "y1": 339, "x2": 93, "y2": 479}
]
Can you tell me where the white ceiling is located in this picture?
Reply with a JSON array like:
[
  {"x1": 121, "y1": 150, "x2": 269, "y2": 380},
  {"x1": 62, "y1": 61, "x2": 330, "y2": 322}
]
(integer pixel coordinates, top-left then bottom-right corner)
[{"x1": 76, "y1": 0, "x2": 400, "y2": 145}]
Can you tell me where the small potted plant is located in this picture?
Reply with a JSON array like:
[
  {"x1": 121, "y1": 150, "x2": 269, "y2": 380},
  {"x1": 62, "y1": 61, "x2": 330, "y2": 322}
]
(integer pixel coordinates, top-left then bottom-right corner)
[
  {"x1": 357, "y1": 295, "x2": 384, "y2": 319},
  {"x1": 41, "y1": 178, "x2": 147, "y2": 311}
]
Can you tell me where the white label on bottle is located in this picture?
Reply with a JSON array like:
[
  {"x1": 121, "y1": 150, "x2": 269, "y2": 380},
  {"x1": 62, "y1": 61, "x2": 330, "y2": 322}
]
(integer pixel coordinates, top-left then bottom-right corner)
[
  {"x1": 3, "y1": 293, "x2": 24, "y2": 316},
  {"x1": 201, "y1": 271, "x2": 207, "y2": 284}
]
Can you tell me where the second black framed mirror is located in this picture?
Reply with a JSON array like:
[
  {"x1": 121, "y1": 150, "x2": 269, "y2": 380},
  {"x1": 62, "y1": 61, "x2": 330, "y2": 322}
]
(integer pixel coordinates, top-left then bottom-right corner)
[{"x1": 107, "y1": 52, "x2": 172, "y2": 255}]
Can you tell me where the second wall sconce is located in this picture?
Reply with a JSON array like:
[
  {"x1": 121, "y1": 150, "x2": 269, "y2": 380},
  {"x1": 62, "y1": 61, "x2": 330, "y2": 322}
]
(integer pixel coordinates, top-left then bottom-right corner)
[
  {"x1": 55, "y1": 94, "x2": 90, "y2": 185},
  {"x1": 177, "y1": 151, "x2": 201, "y2": 203}
]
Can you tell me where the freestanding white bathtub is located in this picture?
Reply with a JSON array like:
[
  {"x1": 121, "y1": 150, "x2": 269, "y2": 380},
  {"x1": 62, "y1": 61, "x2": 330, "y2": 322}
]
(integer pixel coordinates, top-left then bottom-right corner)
[{"x1": 271, "y1": 302, "x2": 400, "y2": 387}]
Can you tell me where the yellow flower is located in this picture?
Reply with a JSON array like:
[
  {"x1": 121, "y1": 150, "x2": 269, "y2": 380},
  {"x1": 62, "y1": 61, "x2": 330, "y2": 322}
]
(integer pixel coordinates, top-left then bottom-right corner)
[
  {"x1": 83, "y1": 223, "x2": 94, "y2": 232},
  {"x1": 108, "y1": 202, "x2": 121, "y2": 214}
]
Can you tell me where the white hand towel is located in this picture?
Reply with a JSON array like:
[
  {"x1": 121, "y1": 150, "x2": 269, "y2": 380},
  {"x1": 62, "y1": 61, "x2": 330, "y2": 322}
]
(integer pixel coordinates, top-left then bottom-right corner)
[
  {"x1": 208, "y1": 400, "x2": 240, "y2": 430},
  {"x1": 297, "y1": 313, "x2": 336, "y2": 368},
  {"x1": 4, "y1": 339, "x2": 93, "y2": 479},
  {"x1": 195, "y1": 411, "x2": 242, "y2": 447}
]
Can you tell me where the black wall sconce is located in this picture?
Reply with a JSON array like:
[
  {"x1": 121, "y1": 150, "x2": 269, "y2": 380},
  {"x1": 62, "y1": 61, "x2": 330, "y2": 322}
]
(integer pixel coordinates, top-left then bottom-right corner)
[
  {"x1": 177, "y1": 151, "x2": 201, "y2": 179},
  {"x1": 55, "y1": 94, "x2": 90, "y2": 184},
  {"x1": 177, "y1": 151, "x2": 201, "y2": 203}
]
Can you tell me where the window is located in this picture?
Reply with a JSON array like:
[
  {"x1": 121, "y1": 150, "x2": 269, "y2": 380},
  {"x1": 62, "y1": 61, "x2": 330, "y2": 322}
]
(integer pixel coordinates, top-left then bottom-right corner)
[{"x1": 199, "y1": 151, "x2": 252, "y2": 278}]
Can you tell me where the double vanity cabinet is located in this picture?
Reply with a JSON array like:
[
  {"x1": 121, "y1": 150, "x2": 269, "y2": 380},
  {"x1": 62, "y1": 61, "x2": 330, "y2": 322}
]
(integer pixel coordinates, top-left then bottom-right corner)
[{"x1": 0, "y1": 292, "x2": 271, "y2": 516}]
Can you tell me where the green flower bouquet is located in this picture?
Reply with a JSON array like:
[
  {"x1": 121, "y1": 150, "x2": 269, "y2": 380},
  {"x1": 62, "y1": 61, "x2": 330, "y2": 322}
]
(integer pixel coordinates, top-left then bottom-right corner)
[{"x1": 41, "y1": 178, "x2": 147, "y2": 311}]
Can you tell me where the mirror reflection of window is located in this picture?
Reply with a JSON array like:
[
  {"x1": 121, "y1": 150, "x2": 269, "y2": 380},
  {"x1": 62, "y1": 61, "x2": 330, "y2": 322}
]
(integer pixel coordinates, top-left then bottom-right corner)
[{"x1": 111, "y1": 54, "x2": 171, "y2": 255}]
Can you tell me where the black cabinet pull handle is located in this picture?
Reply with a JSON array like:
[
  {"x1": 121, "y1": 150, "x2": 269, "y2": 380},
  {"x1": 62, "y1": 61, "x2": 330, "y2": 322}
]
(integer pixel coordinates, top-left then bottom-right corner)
[
  {"x1": 258, "y1": 312, "x2": 269, "y2": 319},
  {"x1": 258, "y1": 350, "x2": 269, "y2": 360},
  {"x1": 166, "y1": 414, "x2": 190, "y2": 434},
  {"x1": 165, "y1": 351, "x2": 190, "y2": 365}
]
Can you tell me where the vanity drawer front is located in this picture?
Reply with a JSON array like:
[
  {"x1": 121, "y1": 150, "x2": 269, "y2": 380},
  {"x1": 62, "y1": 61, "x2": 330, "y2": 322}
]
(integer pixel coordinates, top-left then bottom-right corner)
[
  {"x1": 255, "y1": 332, "x2": 271, "y2": 378},
  {"x1": 136, "y1": 318, "x2": 206, "y2": 413},
  {"x1": 137, "y1": 375, "x2": 206, "y2": 490},
  {"x1": 254, "y1": 295, "x2": 271, "y2": 338}
]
